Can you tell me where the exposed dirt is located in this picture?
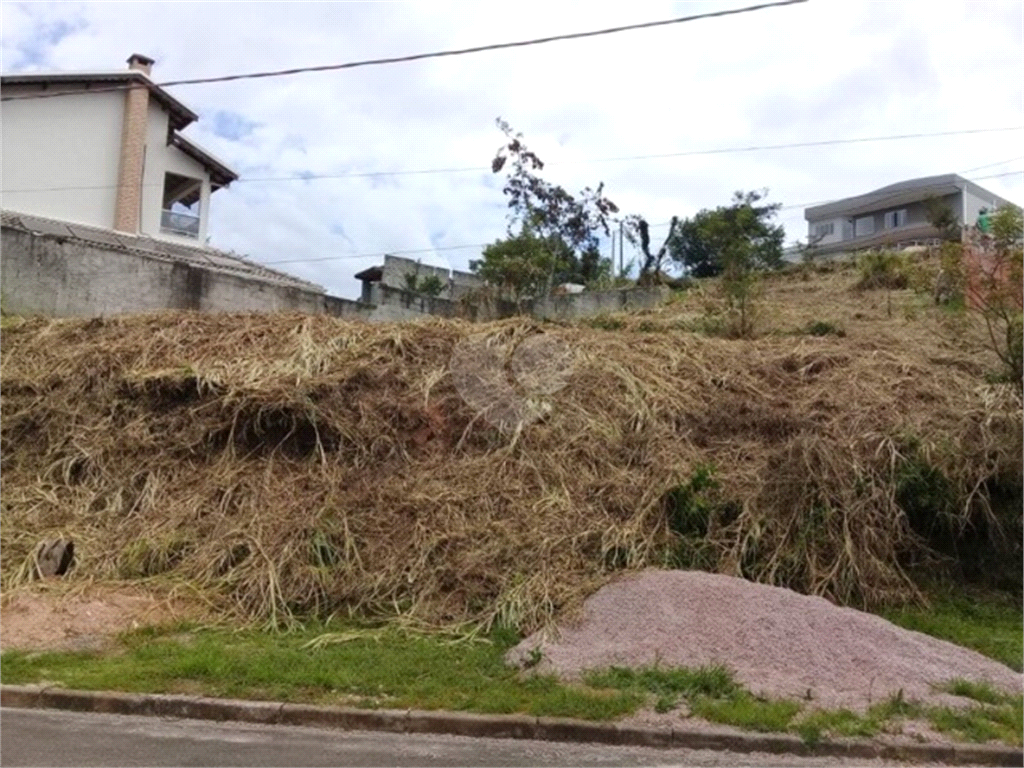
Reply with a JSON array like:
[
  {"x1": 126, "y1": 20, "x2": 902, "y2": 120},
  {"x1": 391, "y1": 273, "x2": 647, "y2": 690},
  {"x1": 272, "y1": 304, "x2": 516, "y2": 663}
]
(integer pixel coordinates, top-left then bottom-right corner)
[
  {"x1": 0, "y1": 584, "x2": 205, "y2": 652},
  {"x1": 508, "y1": 570, "x2": 1022, "y2": 713}
]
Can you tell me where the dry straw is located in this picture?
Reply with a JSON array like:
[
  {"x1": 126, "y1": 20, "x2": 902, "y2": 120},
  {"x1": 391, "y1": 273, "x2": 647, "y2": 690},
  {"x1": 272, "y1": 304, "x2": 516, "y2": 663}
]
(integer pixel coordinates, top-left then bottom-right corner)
[{"x1": 1, "y1": 307, "x2": 1020, "y2": 632}]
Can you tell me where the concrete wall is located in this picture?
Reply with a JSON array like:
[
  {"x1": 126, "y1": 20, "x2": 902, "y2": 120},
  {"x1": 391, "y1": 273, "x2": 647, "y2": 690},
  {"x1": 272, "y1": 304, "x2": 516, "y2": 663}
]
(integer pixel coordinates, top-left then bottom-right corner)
[
  {"x1": 381, "y1": 255, "x2": 451, "y2": 293},
  {"x1": 1, "y1": 83, "x2": 124, "y2": 229},
  {"x1": 1, "y1": 227, "x2": 669, "y2": 324},
  {"x1": 0, "y1": 226, "x2": 373, "y2": 319},
  {"x1": 373, "y1": 284, "x2": 467, "y2": 319},
  {"x1": 448, "y1": 267, "x2": 485, "y2": 300},
  {"x1": 527, "y1": 286, "x2": 669, "y2": 321},
  {"x1": 377, "y1": 255, "x2": 484, "y2": 300}
]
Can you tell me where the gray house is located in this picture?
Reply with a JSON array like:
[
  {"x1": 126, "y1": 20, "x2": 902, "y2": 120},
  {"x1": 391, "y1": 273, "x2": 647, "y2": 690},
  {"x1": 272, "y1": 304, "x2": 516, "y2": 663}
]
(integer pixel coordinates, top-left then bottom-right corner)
[{"x1": 804, "y1": 174, "x2": 1015, "y2": 255}]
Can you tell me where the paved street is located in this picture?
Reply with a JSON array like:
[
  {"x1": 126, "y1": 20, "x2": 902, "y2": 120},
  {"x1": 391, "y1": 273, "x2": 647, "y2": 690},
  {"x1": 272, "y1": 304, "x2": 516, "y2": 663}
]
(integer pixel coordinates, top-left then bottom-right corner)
[{"x1": 1, "y1": 708, "x2": 931, "y2": 767}]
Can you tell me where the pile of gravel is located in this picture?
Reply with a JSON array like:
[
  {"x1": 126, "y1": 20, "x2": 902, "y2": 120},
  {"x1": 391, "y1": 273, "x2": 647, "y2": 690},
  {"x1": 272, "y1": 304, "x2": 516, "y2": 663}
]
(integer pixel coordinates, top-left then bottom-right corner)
[{"x1": 507, "y1": 570, "x2": 1021, "y2": 710}]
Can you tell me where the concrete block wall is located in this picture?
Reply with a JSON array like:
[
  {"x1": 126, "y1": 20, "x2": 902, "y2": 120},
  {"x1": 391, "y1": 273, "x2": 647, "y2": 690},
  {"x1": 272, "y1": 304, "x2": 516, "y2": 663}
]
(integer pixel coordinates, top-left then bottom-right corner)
[
  {"x1": 448, "y1": 268, "x2": 485, "y2": 301},
  {"x1": 529, "y1": 286, "x2": 669, "y2": 321},
  {"x1": 378, "y1": 255, "x2": 484, "y2": 301},
  {"x1": 381, "y1": 255, "x2": 451, "y2": 293},
  {"x1": 2, "y1": 227, "x2": 669, "y2": 325},
  {"x1": 0, "y1": 227, "x2": 373, "y2": 319},
  {"x1": 374, "y1": 284, "x2": 468, "y2": 319}
]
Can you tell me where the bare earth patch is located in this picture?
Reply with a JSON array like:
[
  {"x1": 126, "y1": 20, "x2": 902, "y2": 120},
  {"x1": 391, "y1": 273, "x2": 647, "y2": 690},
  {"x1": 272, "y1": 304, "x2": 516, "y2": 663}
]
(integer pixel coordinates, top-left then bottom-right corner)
[
  {"x1": 1, "y1": 583, "x2": 205, "y2": 653},
  {"x1": 508, "y1": 570, "x2": 1022, "y2": 712}
]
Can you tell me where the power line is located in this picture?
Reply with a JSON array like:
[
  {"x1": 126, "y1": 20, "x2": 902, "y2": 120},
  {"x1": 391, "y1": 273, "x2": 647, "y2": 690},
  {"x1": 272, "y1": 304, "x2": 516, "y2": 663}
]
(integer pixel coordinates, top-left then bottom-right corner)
[
  {"x1": 4, "y1": 126, "x2": 1022, "y2": 195},
  {"x1": 263, "y1": 243, "x2": 486, "y2": 266},
  {"x1": 259, "y1": 168, "x2": 1023, "y2": 266},
  {"x1": 958, "y1": 157, "x2": 1023, "y2": 174},
  {"x1": 0, "y1": 0, "x2": 806, "y2": 104}
]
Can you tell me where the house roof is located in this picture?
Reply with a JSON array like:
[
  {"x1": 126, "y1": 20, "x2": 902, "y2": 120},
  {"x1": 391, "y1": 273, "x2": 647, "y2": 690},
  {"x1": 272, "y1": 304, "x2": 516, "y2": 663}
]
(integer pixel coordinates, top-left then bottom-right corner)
[
  {"x1": 0, "y1": 209, "x2": 324, "y2": 293},
  {"x1": 805, "y1": 174, "x2": 1016, "y2": 221},
  {"x1": 171, "y1": 134, "x2": 239, "y2": 189},
  {"x1": 1, "y1": 70, "x2": 198, "y2": 131}
]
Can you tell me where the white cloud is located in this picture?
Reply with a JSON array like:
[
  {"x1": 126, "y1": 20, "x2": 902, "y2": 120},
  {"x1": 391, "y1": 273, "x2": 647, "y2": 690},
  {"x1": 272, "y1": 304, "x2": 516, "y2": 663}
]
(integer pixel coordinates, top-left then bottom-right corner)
[{"x1": 2, "y1": 0, "x2": 1022, "y2": 297}]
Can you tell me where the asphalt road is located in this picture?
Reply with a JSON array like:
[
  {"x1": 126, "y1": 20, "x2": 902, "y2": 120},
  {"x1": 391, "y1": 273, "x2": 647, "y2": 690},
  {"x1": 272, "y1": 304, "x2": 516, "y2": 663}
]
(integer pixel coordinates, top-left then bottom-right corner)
[{"x1": 1, "y1": 708, "x2": 934, "y2": 767}]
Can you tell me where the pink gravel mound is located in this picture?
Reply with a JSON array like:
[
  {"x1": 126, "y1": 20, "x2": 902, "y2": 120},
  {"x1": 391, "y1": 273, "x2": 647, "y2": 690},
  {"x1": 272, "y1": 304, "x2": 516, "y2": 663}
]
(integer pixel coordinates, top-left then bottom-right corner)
[{"x1": 507, "y1": 570, "x2": 1022, "y2": 711}]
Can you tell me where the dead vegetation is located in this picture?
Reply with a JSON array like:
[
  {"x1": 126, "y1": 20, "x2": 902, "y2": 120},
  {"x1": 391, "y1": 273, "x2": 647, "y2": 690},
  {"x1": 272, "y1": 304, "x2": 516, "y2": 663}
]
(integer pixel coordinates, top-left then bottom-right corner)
[{"x1": 1, "y1": 264, "x2": 1021, "y2": 633}]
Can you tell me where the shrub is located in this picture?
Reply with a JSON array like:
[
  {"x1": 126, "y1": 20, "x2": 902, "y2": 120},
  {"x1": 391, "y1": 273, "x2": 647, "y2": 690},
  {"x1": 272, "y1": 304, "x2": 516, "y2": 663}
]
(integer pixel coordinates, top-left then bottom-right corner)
[
  {"x1": 855, "y1": 251, "x2": 909, "y2": 290},
  {"x1": 967, "y1": 207, "x2": 1023, "y2": 385},
  {"x1": 418, "y1": 275, "x2": 445, "y2": 298},
  {"x1": 804, "y1": 321, "x2": 845, "y2": 337}
]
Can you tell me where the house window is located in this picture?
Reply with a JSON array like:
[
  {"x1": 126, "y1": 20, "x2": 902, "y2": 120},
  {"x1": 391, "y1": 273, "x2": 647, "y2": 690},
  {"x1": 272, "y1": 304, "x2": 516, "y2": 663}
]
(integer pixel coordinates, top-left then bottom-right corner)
[
  {"x1": 161, "y1": 172, "x2": 202, "y2": 239},
  {"x1": 854, "y1": 216, "x2": 875, "y2": 237},
  {"x1": 883, "y1": 209, "x2": 907, "y2": 229},
  {"x1": 812, "y1": 222, "x2": 834, "y2": 238}
]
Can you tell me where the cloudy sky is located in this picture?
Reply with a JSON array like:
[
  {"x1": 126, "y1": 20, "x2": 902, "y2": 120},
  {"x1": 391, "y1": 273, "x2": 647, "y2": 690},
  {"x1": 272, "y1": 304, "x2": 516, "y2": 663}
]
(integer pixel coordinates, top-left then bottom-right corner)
[{"x1": 2, "y1": 0, "x2": 1022, "y2": 298}]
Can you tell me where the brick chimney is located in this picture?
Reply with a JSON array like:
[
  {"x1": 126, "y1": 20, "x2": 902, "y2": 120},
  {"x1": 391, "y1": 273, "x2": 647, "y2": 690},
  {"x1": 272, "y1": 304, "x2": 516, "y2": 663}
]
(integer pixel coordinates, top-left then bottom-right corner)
[{"x1": 112, "y1": 54, "x2": 155, "y2": 233}]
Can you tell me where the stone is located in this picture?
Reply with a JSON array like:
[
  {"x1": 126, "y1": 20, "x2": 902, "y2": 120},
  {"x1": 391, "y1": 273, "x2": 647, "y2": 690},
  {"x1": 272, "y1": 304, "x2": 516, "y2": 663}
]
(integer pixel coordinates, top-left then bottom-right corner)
[{"x1": 36, "y1": 539, "x2": 74, "y2": 578}]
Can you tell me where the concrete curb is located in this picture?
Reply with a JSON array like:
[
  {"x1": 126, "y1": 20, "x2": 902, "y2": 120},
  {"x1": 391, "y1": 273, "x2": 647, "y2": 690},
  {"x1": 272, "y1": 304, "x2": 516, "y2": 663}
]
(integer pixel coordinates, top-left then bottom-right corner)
[{"x1": 1, "y1": 684, "x2": 1020, "y2": 766}]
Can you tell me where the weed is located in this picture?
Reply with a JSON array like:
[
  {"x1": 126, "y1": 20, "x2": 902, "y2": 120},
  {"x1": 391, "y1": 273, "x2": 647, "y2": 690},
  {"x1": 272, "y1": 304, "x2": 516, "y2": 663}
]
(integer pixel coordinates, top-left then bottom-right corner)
[
  {"x1": 927, "y1": 697, "x2": 1023, "y2": 745},
  {"x1": 869, "y1": 689, "x2": 922, "y2": 720},
  {"x1": 654, "y1": 695, "x2": 676, "y2": 713},
  {"x1": 894, "y1": 457, "x2": 957, "y2": 542},
  {"x1": 940, "y1": 678, "x2": 1014, "y2": 705},
  {"x1": 804, "y1": 320, "x2": 845, "y2": 337},
  {"x1": 664, "y1": 464, "x2": 719, "y2": 538},
  {"x1": 587, "y1": 315, "x2": 626, "y2": 331},
  {"x1": 584, "y1": 663, "x2": 739, "y2": 701},
  {"x1": 793, "y1": 708, "x2": 880, "y2": 745},
  {"x1": 524, "y1": 647, "x2": 544, "y2": 669},
  {"x1": 691, "y1": 693, "x2": 801, "y2": 732}
]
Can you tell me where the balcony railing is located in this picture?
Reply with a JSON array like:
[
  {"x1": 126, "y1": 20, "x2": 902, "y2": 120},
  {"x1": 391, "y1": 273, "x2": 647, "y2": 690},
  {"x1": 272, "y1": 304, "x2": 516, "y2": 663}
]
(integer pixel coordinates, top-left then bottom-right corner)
[{"x1": 160, "y1": 209, "x2": 200, "y2": 239}]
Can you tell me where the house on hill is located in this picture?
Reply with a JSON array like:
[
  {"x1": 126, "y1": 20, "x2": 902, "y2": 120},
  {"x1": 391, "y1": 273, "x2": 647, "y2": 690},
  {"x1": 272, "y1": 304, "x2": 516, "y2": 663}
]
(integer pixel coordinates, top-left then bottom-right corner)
[
  {"x1": 0, "y1": 54, "x2": 333, "y2": 317},
  {"x1": 2, "y1": 54, "x2": 238, "y2": 244},
  {"x1": 804, "y1": 174, "x2": 1015, "y2": 256}
]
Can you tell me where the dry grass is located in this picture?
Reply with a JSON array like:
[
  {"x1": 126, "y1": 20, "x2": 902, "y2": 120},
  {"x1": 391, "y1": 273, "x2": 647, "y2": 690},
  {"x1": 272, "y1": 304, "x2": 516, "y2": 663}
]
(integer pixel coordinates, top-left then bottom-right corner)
[{"x1": 1, "y1": 261, "x2": 1020, "y2": 632}]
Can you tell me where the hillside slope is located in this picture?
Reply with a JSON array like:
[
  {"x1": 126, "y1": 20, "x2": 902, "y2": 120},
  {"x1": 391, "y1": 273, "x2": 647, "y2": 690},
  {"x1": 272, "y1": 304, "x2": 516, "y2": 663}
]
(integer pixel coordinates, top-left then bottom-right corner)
[{"x1": 2, "y1": 265, "x2": 1020, "y2": 630}]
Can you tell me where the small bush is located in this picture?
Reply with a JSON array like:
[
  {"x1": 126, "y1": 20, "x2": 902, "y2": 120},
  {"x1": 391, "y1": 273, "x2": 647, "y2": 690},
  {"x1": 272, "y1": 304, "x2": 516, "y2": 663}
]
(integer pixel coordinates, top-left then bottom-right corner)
[
  {"x1": 855, "y1": 251, "x2": 910, "y2": 290},
  {"x1": 664, "y1": 465, "x2": 719, "y2": 538},
  {"x1": 804, "y1": 320, "x2": 845, "y2": 337},
  {"x1": 418, "y1": 275, "x2": 445, "y2": 298}
]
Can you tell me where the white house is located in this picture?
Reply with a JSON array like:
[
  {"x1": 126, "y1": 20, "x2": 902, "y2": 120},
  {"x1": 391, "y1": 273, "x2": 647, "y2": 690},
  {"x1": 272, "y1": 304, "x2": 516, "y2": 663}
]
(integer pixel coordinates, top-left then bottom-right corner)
[
  {"x1": 1, "y1": 53, "x2": 238, "y2": 245},
  {"x1": 804, "y1": 174, "x2": 1015, "y2": 255}
]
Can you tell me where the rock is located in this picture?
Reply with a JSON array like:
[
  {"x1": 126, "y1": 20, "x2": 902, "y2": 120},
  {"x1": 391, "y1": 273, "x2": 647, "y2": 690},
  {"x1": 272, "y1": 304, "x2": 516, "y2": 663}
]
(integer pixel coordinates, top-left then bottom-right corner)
[{"x1": 36, "y1": 538, "x2": 74, "y2": 578}]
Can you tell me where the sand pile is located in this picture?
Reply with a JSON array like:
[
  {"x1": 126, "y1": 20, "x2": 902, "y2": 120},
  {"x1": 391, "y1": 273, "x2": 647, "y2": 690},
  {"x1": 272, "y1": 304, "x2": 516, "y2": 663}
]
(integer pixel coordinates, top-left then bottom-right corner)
[{"x1": 508, "y1": 570, "x2": 1022, "y2": 710}]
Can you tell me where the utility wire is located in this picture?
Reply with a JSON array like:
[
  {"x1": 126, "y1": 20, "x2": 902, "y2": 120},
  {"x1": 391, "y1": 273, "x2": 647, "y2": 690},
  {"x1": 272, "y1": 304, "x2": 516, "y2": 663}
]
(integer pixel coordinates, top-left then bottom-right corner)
[
  {"x1": 957, "y1": 157, "x2": 1024, "y2": 174},
  {"x1": 4, "y1": 126, "x2": 1021, "y2": 195},
  {"x1": 260, "y1": 169, "x2": 1024, "y2": 265},
  {"x1": 0, "y1": 0, "x2": 806, "y2": 104}
]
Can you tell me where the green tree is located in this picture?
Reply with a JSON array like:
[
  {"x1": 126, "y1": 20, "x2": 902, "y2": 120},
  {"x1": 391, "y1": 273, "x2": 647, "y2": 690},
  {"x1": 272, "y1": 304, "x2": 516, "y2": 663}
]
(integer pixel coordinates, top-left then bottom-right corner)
[
  {"x1": 667, "y1": 215, "x2": 719, "y2": 278},
  {"x1": 973, "y1": 206, "x2": 1024, "y2": 384},
  {"x1": 488, "y1": 118, "x2": 616, "y2": 292},
  {"x1": 473, "y1": 226, "x2": 564, "y2": 301},
  {"x1": 668, "y1": 190, "x2": 784, "y2": 278},
  {"x1": 924, "y1": 194, "x2": 961, "y2": 240}
]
